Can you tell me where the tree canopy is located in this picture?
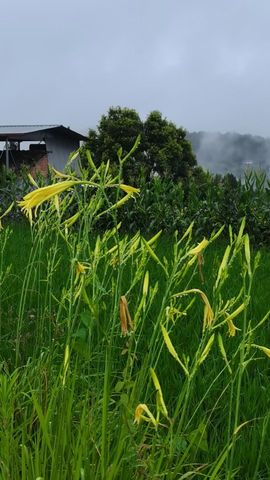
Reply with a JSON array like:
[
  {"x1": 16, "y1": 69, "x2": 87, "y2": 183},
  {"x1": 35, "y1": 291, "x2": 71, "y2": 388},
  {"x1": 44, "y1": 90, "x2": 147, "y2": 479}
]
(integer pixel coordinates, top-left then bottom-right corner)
[{"x1": 86, "y1": 106, "x2": 196, "y2": 183}]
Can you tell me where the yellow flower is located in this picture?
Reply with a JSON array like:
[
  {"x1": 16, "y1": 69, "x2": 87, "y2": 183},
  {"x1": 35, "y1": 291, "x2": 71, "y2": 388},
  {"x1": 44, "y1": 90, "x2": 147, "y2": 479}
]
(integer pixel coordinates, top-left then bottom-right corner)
[
  {"x1": 119, "y1": 184, "x2": 140, "y2": 195},
  {"x1": 18, "y1": 180, "x2": 78, "y2": 220},
  {"x1": 203, "y1": 301, "x2": 215, "y2": 331},
  {"x1": 188, "y1": 238, "x2": 209, "y2": 256},
  {"x1": 252, "y1": 344, "x2": 270, "y2": 358},
  {"x1": 225, "y1": 303, "x2": 245, "y2": 336},
  {"x1": 197, "y1": 290, "x2": 214, "y2": 330},
  {"x1": 227, "y1": 318, "x2": 241, "y2": 337},
  {"x1": 260, "y1": 346, "x2": 270, "y2": 358},
  {"x1": 76, "y1": 262, "x2": 87, "y2": 275},
  {"x1": 173, "y1": 288, "x2": 214, "y2": 331},
  {"x1": 74, "y1": 261, "x2": 90, "y2": 287},
  {"x1": 134, "y1": 403, "x2": 158, "y2": 428}
]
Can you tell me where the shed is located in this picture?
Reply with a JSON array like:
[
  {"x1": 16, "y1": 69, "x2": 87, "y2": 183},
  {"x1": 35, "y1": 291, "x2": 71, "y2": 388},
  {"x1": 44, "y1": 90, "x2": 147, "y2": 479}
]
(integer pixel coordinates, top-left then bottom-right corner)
[{"x1": 0, "y1": 125, "x2": 88, "y2": 175}]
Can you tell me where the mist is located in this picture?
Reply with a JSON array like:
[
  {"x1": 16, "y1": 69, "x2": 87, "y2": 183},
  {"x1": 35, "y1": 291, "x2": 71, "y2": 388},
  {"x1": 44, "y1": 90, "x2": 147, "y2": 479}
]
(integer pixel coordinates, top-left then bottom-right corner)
[{"x1": 188, "y1": 131, "x2": 270, "y2": 178}]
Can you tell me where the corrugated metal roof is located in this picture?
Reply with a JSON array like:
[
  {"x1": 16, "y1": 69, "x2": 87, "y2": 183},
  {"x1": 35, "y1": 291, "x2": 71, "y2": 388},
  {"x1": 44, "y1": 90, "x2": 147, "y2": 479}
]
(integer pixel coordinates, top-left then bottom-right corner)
[
  {"x1": 0, "y1": 125, "x2": 88, "y2": 141},
  {"x1": 0, "y1": 125, "x2": 59, "y2": 135}
]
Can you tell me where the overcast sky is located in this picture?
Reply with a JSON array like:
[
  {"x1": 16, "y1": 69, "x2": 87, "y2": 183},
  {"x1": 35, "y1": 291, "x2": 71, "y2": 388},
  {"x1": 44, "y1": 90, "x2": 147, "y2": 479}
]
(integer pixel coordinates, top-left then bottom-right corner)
[{"x1": 1, "y1": 0, "x2": 270, "y2": 136}]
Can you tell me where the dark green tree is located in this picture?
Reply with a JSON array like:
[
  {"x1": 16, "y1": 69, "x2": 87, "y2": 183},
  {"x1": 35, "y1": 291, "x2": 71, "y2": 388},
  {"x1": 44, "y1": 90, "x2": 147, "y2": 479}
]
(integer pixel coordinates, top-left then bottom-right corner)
[
  {"x1": 85, "y1": 107, "x2": 144, "y2": 181},
  {"x1": 86, "y1": 106, "x2": 196, "y2": 183},
  {"x1": 144, "y1": 111, "x2": 196, "y2": 180}
]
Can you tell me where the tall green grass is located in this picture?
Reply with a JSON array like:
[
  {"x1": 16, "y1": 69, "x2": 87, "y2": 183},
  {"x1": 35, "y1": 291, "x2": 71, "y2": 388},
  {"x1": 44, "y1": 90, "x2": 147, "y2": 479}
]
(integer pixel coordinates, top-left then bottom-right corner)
[{"x1": 1, "y1": 151, "x2": 270, "y2": 479}]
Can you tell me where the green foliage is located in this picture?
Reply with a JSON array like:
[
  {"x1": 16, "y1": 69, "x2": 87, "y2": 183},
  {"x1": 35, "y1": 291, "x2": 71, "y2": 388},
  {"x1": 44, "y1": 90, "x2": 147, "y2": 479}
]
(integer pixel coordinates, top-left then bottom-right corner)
[
  {"x1": 1, "y1": 150, "x2": 270, "y2": 478},
  {"x1": 88, "y1": 106, "x2": 143, "y2": 164},
  {"x1": 86, "y1": 106, "x2": 144, "y2": 182},
  {"x1": 144, "y1": 110, "x2": 196, "y2": 180},
  {"x1": 0, "y1": 167, "x2": 32, "y2": 222},
  {"x1": 114, "y1": 169, "x2": 270, "y2": 245},
  {"x1": 83, "y1": 112, "x2": 270, "y2": 245},
  {"x1": 85, "y1": 106, "x2": 196, "y2": 183}
]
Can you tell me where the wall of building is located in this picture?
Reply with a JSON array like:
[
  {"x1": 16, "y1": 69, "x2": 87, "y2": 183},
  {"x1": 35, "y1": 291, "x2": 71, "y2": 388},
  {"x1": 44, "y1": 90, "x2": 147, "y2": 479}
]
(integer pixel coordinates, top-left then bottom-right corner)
[
  {"x1": 45, "y1": 132, "x2": 79, "y2": 171},
  {"x1": 30, "y1": 154, "x2": 48, "y2": 177}
]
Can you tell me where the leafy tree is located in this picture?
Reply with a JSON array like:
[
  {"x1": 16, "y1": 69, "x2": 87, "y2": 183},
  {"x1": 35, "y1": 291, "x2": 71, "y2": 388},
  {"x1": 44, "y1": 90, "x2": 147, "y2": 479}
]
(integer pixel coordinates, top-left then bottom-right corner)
[
  {"x1": 86, "y1": 106, "x2": 196, "y2": 183},
  {"x1": 86, "y1": 107, "x2": 144, "y2": 181},
  {"x1": 144, "y1": 111, "x2": 196, "y2": 180}
]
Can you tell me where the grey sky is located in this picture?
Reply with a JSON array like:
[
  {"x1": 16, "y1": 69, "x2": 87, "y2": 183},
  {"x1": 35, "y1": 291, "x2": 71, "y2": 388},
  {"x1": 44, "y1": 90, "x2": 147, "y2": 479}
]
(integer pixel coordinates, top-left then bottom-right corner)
[{"x1": 1, "y1": 0, "x2": 270, "y2": 136}]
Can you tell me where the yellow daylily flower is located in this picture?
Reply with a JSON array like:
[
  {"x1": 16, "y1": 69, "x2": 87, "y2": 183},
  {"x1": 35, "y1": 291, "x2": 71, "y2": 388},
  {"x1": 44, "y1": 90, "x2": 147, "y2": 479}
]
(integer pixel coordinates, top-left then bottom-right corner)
[
  {"x1": 119, "y1": 184, "x2": 140, "y2": 195},
  {"x1": 252, "y1": 344, "x2": 270, "y2": 358},
  {"x1": 203, "y1": 301, "x2": 215, "y2": 331},
  {"x1": 173, "y1": 288, "x2": 214, "y2": 331},
  {"x1": 197, "y1": 290, "x2": 214, "y2": 330},
  {"x1": 188, "y1": 238, "x2": 209, "y2": 256},
  {"x1": 76, "y1": 262, "x2": 88, "y2": 275},
  {"x1": 18, "y1": 180, "x2": 78, "y2": 220},
  {"x1": 227, "y1": 318, "x2": 241, "y2": 337},
  {"x1": 134, "y1": 403, "x2": 158, "y2": 428},
  {"x1": 74, "y1": 261, "x2": 90, "y2": 287}
]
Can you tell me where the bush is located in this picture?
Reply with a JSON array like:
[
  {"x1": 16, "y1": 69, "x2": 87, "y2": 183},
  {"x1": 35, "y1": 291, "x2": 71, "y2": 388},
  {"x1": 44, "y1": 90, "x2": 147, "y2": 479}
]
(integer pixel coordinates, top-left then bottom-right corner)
[{"x1": 116, "y1": 169, "x2": 270, "y2": 245}]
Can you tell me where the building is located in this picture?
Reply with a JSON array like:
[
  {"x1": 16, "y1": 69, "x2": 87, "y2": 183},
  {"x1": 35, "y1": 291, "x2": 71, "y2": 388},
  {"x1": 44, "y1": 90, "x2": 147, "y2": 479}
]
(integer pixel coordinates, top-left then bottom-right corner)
[{"x1": 0, "y1": 125, "x2": 88, "y2": 176}]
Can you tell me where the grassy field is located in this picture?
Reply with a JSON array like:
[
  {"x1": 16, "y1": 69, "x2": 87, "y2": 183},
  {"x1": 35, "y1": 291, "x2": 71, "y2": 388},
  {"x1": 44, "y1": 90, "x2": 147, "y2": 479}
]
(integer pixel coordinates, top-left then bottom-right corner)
[
  {"x1": 1, "y1": 214, "x2": 270, "y2": 479},
  {"x1": 1, "y1": 153, "x2": 270, "y2": 480}
]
